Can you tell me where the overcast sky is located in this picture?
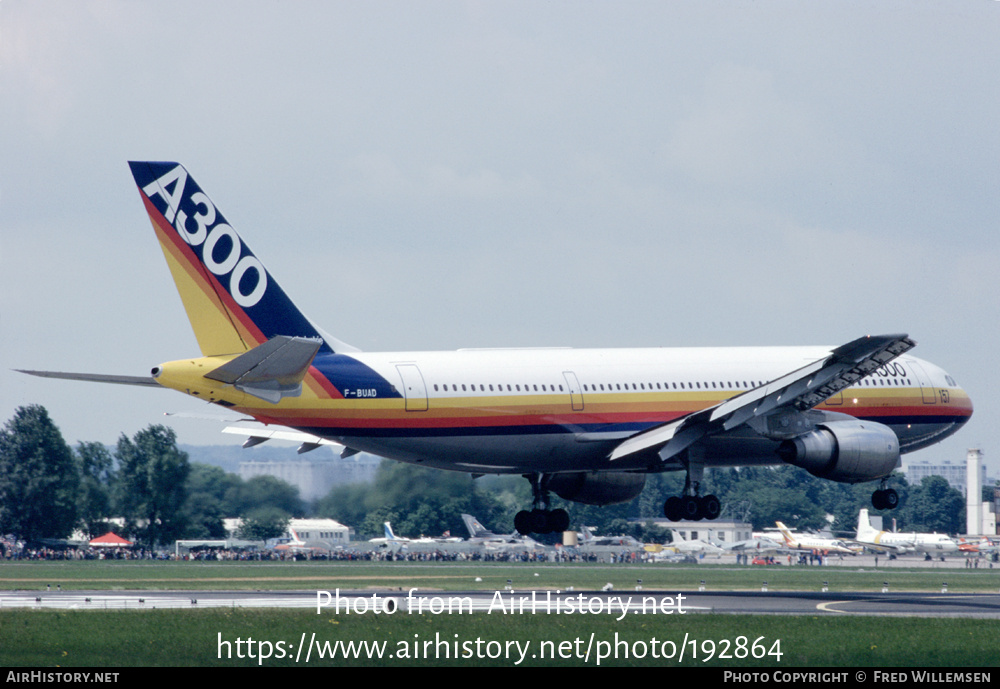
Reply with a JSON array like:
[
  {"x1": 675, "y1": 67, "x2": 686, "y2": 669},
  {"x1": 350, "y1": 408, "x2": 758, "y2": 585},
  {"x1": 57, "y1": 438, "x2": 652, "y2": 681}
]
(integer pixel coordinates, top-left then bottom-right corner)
[{"x1": 2, "y1": 2, "x2": 997, "y2": 474}]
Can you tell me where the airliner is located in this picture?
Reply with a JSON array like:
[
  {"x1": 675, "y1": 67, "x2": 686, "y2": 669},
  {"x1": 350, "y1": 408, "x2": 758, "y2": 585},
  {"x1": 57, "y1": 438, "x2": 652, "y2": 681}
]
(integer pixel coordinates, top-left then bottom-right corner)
[
  {"x1": 775, "y1": 521, "x2": 858, "y2": 555},
  {"x1": 854, "y1": 509, "x2": 958, "y2": 555},
  {"x1": 20, "y1": 162, "x2": 974, "y2": 536}
]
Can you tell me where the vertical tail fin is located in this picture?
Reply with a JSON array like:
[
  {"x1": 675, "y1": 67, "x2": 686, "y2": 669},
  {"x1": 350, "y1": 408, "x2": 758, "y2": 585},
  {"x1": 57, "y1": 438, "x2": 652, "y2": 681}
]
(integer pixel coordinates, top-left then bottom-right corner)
[
  {"x1": 461, "y1": 514, "x2": 491, "y2": 538},
  {"x1": 128, "y1": 162, "x2": 351, "y2": 356},
  {"x1": 856, "y1": 509, "x2": 875, "y2": 538},
  {"x1": 775, "y1": 522, "x2": 795, "y2": 546}
]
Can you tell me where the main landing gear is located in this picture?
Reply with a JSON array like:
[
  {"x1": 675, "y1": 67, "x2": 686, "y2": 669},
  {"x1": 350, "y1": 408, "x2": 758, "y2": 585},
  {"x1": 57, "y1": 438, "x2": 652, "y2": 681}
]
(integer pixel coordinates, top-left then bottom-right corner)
[
  {"x1": 663, "y1": 456, "x2": 721, "y2": 522},
  {"x1": 514, "y1": 473, "x2": 570, "y2": 535},
  {"x1": 663, "y1": 493, "x2": 721, "y2": 522},
  {"x1": 871, "y1": 480, "x2": 899, "y2": 510}
]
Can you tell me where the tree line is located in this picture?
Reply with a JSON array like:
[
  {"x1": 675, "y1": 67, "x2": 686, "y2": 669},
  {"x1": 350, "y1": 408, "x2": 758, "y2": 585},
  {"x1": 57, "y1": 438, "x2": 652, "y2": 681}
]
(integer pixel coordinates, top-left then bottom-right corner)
[
  {"x1": 0, "y1": 405, "x2": 973, "y2": 547},
  {"x1": 0, "y1": 405, "x2": 305, "y2": 547}
]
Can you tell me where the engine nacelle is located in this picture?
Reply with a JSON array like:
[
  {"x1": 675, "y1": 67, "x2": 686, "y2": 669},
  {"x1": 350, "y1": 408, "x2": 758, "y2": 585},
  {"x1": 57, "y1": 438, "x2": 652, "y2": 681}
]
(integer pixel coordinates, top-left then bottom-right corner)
[
  {"x1": 777, "y1": 420, "x2": 900, "y2": 483},
  {"x1": 548, "y1": 472, "x2": 646, "y2": 506}
]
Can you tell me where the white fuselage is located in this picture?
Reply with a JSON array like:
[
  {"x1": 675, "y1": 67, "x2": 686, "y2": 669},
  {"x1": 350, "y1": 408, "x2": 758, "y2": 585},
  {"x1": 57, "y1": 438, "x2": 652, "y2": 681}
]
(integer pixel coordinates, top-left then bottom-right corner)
[{"x1": 274, "y1": 346, "x2": 971, "y2": 476}]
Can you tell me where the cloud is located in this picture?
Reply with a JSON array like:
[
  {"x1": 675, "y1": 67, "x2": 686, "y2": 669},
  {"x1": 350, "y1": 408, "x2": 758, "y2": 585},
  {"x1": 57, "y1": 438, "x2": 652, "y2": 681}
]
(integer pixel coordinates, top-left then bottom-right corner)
[{"x1": 662, "y1": 63, "x2": 861, "y2": 194}]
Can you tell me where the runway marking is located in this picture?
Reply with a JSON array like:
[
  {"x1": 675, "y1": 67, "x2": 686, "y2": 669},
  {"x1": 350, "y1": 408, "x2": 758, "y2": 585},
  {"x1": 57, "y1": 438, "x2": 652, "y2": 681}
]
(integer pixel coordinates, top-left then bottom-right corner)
[
  {"x1": 816, "y1": 600, "x2": 850, "y2": 613},
  {"x1": 1, "y1": 591, "x2": 712, "y2": 613}
]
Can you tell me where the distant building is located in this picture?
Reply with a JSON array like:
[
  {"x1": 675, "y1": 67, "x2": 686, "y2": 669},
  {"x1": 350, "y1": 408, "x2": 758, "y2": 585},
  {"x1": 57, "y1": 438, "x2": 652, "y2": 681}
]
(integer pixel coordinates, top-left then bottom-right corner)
[
  {"x1": 239, "y1": 453, "x2": 381, "y2": 501},
  {"x1": 635, "y1": 519, "x2": 752, "y2": 544},
  {"x1": 903, "y1": 457, "x2": 989, "y2": 497},
  {"x1": 224, "y1": 517, "x2": 352, "y2": 549},
  {"x1": 905, "y1": 449, "x2": 997, "y2": 536}
]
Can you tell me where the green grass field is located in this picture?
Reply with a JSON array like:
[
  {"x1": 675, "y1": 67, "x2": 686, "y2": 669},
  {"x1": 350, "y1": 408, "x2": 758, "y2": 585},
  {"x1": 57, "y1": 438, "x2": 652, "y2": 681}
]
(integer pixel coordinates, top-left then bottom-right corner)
[
  {"x1": 0, "y1": 559, "x2": 997, "y2": 593},
  {"x1": 1, "y1": 560, "x2": 998, "y2": 667},
  {"x1": 3, "y1": 608, "x2": 998, "y2": 667},
  {"x1": 0, "y1": 560, "x2": 1000, "y2": 593}
]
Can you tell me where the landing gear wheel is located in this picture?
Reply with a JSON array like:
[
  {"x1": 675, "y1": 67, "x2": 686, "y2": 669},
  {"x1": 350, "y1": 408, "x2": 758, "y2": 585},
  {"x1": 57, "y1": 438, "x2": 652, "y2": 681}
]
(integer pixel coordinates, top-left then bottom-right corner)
[
  {"x1": 681, "y1": 496, "x2": 702, "y2": 521},
  {"x1": 664, "y1": 496, "x2": 683, "y2": 521},
  {"x1": 700, "y1": 494, "x2": 721, "y2": 520},
  {"x1": 549, "y1": 508, "x2": 570, "y2": 533},
  {"x1": 872, "y1": 488, "x2": 898, "y2": 511},
  {"x1": 514, "y1": 510, "x2": 532, "y2": 535},
  {"x1": 872, "y1": 478, "x2": 899, "y2": 511},
  {"x1": 883, "y1": 488, "x2": 899, "y2": 510},
  {"x1": 529, "y1": 509, "x2": 550, "y2": 533}
]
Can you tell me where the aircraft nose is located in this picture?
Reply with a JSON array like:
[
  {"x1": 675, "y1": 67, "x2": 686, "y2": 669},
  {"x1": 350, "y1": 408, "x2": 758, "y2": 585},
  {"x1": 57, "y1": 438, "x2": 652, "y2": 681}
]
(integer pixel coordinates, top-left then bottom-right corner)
[
  {"x1": 942, "y1": 373, "x2": 973, "y2": 429},
  {"x1": 950, "y1": 378, "x2": 973, "y2": 420}
]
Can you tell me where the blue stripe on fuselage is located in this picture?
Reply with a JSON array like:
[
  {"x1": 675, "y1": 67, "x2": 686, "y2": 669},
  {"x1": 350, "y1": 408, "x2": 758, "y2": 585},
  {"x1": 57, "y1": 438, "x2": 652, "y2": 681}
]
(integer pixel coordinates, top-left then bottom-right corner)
[{"x1": 312, "y1": 353, "x2": 402, "y2": 399}]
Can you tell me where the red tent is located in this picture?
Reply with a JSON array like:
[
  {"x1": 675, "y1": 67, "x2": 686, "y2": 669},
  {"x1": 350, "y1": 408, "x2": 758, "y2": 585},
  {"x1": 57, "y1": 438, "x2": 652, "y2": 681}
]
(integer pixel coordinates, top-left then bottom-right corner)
[{"x1": 89, "y1": 532, "x2": 132, "y2": 547}]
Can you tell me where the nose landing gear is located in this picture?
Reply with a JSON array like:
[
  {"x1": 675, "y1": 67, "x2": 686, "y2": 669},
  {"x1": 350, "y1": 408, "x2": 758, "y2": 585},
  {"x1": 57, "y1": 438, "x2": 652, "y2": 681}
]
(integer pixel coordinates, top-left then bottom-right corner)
[{"x1": 871, "y1": 480, "x2": 899, "y2": 510}]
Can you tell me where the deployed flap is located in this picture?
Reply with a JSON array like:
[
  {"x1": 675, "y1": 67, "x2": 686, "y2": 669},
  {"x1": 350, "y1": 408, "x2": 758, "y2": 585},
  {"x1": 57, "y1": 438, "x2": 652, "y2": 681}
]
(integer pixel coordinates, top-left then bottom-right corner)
[
  {"x1": 609, "y1": 334, "x2": 915, "y2": 463},
  {"x1": 205, "y1": 335, "x2": 323, "y2": 403}
]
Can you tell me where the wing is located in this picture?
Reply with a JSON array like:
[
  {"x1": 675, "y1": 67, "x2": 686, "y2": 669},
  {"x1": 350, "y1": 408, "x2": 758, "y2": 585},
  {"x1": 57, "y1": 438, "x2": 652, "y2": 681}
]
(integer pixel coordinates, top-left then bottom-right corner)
[
  {"x1": 609, "y1": 333, "x2": 915, "y2": 463},
  {"x1": 853, "y1": 538, "x2": 914, "y2": 554}
]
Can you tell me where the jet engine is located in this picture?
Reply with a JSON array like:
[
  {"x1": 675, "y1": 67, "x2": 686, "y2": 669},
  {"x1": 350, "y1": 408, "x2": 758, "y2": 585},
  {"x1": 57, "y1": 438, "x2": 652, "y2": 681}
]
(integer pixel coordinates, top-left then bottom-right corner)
[
  {"x1": 777, "y1": 420, "x2": 900, "y2": 483},
  {"x1": 548, "y1": 471, "x2": 646, "y2": 506}
]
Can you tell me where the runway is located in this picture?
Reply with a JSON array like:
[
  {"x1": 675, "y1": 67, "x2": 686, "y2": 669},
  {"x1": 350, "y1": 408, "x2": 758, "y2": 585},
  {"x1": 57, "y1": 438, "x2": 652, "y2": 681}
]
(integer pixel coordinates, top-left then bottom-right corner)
[{"x1": 5, "y1": 588, "x2": 1000, "y2": 617}]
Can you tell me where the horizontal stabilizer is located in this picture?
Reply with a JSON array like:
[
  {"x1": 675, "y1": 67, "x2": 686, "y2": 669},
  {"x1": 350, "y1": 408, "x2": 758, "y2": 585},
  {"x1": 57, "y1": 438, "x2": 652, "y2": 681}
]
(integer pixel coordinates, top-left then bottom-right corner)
[
  {"x1": 221, "y1": 425, "x2": 344, "y2": 451},
  {"x1": 205, "y1": 335, "x2": 323, "y2": 403},
  {"x1": 16, "y1": 370, "x2": 161, "y2": 387}
]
